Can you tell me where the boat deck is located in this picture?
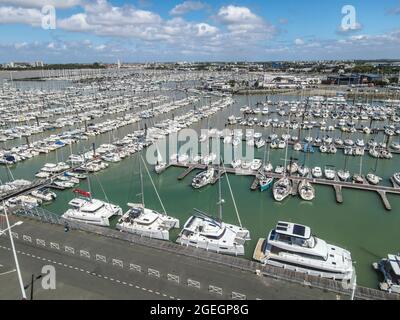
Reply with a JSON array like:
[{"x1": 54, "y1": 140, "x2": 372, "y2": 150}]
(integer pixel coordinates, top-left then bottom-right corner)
[{"x1": 253, "y1": 238, "x2": 266, "y2": 262}]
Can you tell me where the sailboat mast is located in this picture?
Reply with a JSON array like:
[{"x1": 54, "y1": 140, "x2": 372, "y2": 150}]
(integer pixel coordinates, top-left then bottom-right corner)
[
  {"x1": 263, "y1": 143, "x2": 267, "y2": 165},
  {"x1": 284, "y1": 115, "x2": 291, "y2": 175},
  {"x1": 86, "y1": 165, "x2": 93, "y2": 201},
  {"x1": 139, "y1": 155, "x2": 145, "y2": 207},
  {"x1": 140, "y1": 155, "x2": 167, "y2": 215},
  {"x1": 221, "y1": 161, "x2": 243, "y2": 228},
  {"x1": 218, "y1": 164, "x2": 223, "y2": 220}
]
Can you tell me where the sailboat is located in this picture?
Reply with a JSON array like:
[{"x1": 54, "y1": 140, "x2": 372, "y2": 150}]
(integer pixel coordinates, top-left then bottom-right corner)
[
  {"x1": 259, "y1": 176, "x2": 274, "y2": 192},
  {"x1": 298, "y1": 180, "x2": 315, "y2": 201},
  {"x1": 177, "y1": 163, "x2": 250, "y2": 256},
  {"x1": 273, "y1": 177, "x2": 292, "y2": 202},
  {"x1": 192, "y1": 166, "x2": 215, "y2": 189},
  {"x1": 116, "y1": 155, "x2": 179, "y2": 241},
  {"x1": 154, "y1": 145, "x2": 167, "y2": 174},
  {"x1": 273, "y1": 116, "x2": 292, "y2": 202},
  {"x1": 263, "y1": 142, "x2": 273, "y2": 173},
  {"x1": 353, "y1": 154, "x2": 365, "y2": 184},
  {"x1": 337, "y1": 155, "x2": 350, "y2": 181},
  {"x1": 366, "y1": 157, "x2": 382, "y2": 185}
]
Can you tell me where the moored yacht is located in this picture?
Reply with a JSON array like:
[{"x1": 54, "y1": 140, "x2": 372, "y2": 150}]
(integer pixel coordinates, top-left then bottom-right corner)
[
  {"x1": 61, "y1": 189, "x2": 122, "y2": 226},
  {"x1": 263, "y1": 162, "x2": 273, "y2": 173},
  {"x1": 253, "y1": 221, "x2": 355, "y2": 281},
  {"x1": 298, "y1": 180, "x2": 315, "y2": 201},
  {"x1": 31, "y1": 188, "x2": 57, "y2": 202},
  {"x1": 116, "y1": 203, "x2": 179, "y2": 240},
  {"x1": 298, "y1": 165, "x2": 310, "y2": 177},
  {"x1": 273, "y1": 177, "x2": 292, "y2": 202},
  {"x1": 176, "y1": 211, "x2": 250, "y2": 256},
  {"x1": 192, "y1": 167, "x2": 215, "y2": 189},
  {"x1": 259, "y1": 176, "x2": 274, "y2": 192},
  {"x1": 324, "y1": 167, "x2": 336, "y2": 180},
  {"x1": 178, "y1": 164, "x2": 250, "y2": 256},
  {"x1": 312, "y1": 166, "x2": 323, "y2": 178},
  {"x1": 118, "y1": 155, "x2": 179, "y2": 240},
  {"x1": 337, "y1": 169, "x2": 350, "y2": 181},
  {"x1": 250, "y1": 159, "x2": 262, "y2": 171},
  {"x1": 366, "y1": 173, "x2": 381, "y2": 185},
  {"x1": 373, "y1": 253, "x2": 400, "y2": 294},
  {"x1": 231, "y1": 159, "x2": 242, "y2": 169},
  {"x1": 155, "y1": 161, "x2": 167, "y2": 174},
  {"x1": 393, "y1": 172, "x2": 400, "y2": 186}
]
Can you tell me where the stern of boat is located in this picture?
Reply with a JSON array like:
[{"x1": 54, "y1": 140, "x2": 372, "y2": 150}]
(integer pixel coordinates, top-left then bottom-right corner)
[
  {"x1": 253, "y1": 238, "x2": 266, "y2": 262},
  {"x1": 162, "y1": 217, "x2": 180, "y2": 229}
]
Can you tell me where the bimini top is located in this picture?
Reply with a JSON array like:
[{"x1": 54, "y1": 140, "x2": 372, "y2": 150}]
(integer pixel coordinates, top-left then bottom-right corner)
[{"x1": 275, "y1": 221, "x2": 311, "y2": 240}]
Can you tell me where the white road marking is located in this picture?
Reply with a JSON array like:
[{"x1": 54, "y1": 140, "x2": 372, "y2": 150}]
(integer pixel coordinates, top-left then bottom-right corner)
[
  {"x1": 0, "y1": 269, "x2": 16, "y2": 276},
  {"x1": 0, "y1": 244, "x2": 179, "y2": 300}
]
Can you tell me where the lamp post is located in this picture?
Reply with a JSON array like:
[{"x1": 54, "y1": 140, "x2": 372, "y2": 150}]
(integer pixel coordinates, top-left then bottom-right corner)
[
  {"x1": 0, "y1": 221, "x2": 23, "y2": 236},
  {"x1": 1, "y1": 204, "x2": 26, "y2": 300}
]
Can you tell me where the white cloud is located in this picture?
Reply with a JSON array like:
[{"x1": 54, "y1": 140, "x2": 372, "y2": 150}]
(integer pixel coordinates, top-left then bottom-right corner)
[
  {"x1": 196, "y1": 22, "x2": 218, "y2": 37},
  {"x1": 95, "y1": 44, "x2": 106, "y2": 51},
  {"x1": 14, "y1": 42, "x2": 28, "y2": 49},
  {"x1": 0, "y1": 6, "x2": 42, "y2": 26},
  {"x1": 216, "y1": 5, "x2": 276, "y2": 39},
  {"x1": 83, "y1": 1, "x2": 162, "y2": 26},
  {"x1": 58, "y1": 13, "x2": 93, "y2": 32},
  {"x1": 218, "y1": 5, "x2": 261, "y2": 25},
  {"x1": 294, "y1": 38, "x2": 305, "y2": 45},
  {"x1": 0, "y1": 1, "x2": 280, "y2": 60},
  {"x1": 0, "y1": 0, "x2": 82, "y2": 9},
  {"x1": 57, "y1": 0, "x2": 219, "y2": 44},
  {"x1": 170, "y1": 1, "x2": 205, "y2": 16}
]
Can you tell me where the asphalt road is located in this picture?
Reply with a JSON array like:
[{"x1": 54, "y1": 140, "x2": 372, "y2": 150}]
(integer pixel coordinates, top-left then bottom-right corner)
[{"x1": 0, "y1": 216, "x2": 343, "y2": 300}]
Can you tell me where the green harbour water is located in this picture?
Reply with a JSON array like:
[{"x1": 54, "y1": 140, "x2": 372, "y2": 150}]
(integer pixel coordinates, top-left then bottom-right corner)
[{"x1": 1, "y1": 93, "x2": 400, "y2": 290}]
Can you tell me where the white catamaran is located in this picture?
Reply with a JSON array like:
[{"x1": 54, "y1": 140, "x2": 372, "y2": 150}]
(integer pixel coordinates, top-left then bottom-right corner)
[
  {"x1": 116, "y1": 155, "x2": 179, "y2": 240},
  {"x1": 62, "y1": 189, "x2": 122, "y2": 227},
  {"x1": 177, "y1": 164, "x2": 250, "y2": 255}
]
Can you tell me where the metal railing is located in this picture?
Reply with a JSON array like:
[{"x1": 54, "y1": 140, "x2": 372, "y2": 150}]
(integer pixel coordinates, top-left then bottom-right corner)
[{"x1": 9, "y1": 206, "x2": 399, "y2": 301}]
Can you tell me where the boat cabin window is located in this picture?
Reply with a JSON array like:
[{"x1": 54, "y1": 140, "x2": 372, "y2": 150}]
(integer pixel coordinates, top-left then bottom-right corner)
[{"x1": 276, "y1": 234, "x2": 292, "y2": 244}]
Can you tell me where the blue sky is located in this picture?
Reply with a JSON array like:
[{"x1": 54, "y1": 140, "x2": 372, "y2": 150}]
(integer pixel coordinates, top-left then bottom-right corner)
[{"x1": 0, "y1": 0, "x2": 399, "y2": 63}]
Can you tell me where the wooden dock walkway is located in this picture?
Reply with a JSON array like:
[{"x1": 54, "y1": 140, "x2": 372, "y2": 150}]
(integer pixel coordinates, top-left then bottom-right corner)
[
  {"x1": 250, "y1": 177, "x2": 259, "y2": 191},
  {"x1": 177, "y1": 165, "x2": 201, "y2": 180},
  {"x1": 0, "y1": 160, "x2": 98, "y2": 202},
  {"x1": 377, "y1": 191, "x2": 392, "y2": 211},
  {"x1": 216, "y1": 132, "x2": 400, "y2": 155},
  {"x1": 292, "y1": 180, "x2": 299, "y2": 196},
  {"x1": 166, "y1": 162, "x2": 400, "y2": 210},
  {"x1": 334, "y1": 185, "x2": 343, "y2": 204}
]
